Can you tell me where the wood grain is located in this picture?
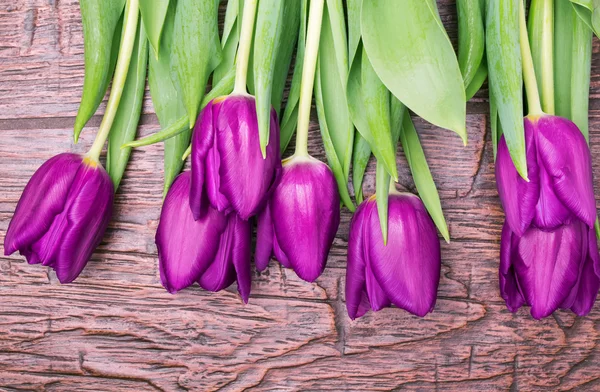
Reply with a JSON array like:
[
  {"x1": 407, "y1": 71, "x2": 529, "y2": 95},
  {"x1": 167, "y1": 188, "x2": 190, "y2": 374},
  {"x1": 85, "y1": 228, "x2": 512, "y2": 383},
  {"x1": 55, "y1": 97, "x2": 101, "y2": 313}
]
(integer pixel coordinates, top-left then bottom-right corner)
[{"x1": 2, "y1": 1, "x2": 600, "y2": 391}]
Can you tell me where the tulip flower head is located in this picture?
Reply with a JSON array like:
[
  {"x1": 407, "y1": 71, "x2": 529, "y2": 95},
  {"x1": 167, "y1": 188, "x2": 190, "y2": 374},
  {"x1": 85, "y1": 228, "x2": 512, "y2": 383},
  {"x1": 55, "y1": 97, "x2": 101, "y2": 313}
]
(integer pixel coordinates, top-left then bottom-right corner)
[
  {"x1": 190, "y1": 95, "x2": 282, "y2": 221},
  {"x1": 255, "y1": 155, "x2": 340, "y2": 282},
  {"x1": 4, "y1": 153, "x2": 114, "y2": 283},
  {"x1": 496, "y1": 115, "x2": 600, "y2": 319},
  {"x1": 156, "y1": 171, "x2": 251, "y2": 302},
  {"x1": 346, "y1": 193, "x2": 441, "y2": 319}
]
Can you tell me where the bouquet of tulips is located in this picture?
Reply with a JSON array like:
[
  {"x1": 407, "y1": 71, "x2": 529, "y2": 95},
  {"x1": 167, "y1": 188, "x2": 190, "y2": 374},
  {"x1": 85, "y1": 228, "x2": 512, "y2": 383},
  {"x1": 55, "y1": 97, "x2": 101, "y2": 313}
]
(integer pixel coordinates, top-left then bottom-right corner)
[{"x1": 4, "y1": 0, "x2": 600, "y2": 321}]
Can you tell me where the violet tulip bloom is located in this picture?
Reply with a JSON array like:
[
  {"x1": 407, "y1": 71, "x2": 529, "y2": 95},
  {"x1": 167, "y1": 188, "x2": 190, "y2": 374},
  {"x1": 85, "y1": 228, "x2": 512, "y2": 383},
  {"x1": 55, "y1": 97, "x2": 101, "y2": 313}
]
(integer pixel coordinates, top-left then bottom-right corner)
[
  {"x1": 156, "y1": 171, "x2": 251, "y2": 302},
  {"x1": 4, "y1": 153, "x2": 113, "y2": 283},
  {"x1": 346, "y1": 194, "x2": 441, "y2": 319},
  {"x1": 190, "y1": 95, "x2": 282, "y2": 221},
  {"x1": 255, "y1": 156, "x2": 340, "y2": 282},
  {"x1": 496, "y1": 115, "x2": 600, "y2": 319}
]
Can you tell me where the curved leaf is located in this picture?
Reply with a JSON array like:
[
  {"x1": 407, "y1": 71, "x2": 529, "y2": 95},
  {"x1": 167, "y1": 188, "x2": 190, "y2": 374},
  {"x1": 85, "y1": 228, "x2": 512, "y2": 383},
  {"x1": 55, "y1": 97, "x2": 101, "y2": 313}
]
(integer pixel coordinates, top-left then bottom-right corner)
[
  {"x1": 352, "y1": 133, "x2": 371, "y2": 205},
  {"x1": 171, "y1": 0, "x2": 222, "y2": 128},
  {"x1": 571, "y1": 8, "x2": 593, "y2": 139},
  {"x1": 74, "y1": 0, "x2": 126, "y2": 141},
  {"x1": 400, "y1": 113, "x2": 450, "y2": 242},
  {"x1": 466, "y1": 61, "x2": 488, "y2": 100},
  {"x1": 214, "y1": 0, "x2": 241, "y2": 84},
  {"x1": 139, "y1": 0, "x2": 169, "y2": 58},
  {"x1": 107, "y1": 21, "x2": 149, "y2": 189},
  {"x1": 486, "y1": 0, "x2": 527, "y2": 179},
  {"x1": 555, "y1": 0, "x2": 574, "y2": 119},
  {"x1": 361, "y1": 0, "x2": 467, "y2": 143},
  {"x1": 457, "y1": 0, "x2": 485, "y2": 87}
]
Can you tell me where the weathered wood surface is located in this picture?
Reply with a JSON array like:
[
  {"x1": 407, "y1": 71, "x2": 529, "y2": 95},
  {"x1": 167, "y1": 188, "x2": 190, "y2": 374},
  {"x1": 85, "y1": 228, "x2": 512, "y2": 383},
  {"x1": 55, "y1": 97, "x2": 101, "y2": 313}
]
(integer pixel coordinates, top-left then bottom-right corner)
[{"x1": 1, "y1": 1, "x2": 600, "y2": 391}]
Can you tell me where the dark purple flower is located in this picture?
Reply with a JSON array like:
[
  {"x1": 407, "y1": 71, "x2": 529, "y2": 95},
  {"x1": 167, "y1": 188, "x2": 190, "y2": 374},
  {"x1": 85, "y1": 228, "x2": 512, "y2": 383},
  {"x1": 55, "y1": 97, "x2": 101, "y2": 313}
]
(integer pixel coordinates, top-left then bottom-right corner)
[
  {"x1": 4, "y1": 153, "x2": 114, "y2": 283},
  {"x1": 255, "y1": 156, "x2": 340, "y2": 282},
  {"x1": 156, "y1": 171, "x2": 251, "y2": 302},
  {"x1": 496, "y1": 115, "x2": 600, "y2": 318},
  {"x1": 190, "y1": 95, "x2": 282, "y2": 221},
  {"x1": 346, "y1": 194, "x2": 441, "y2": 319}
]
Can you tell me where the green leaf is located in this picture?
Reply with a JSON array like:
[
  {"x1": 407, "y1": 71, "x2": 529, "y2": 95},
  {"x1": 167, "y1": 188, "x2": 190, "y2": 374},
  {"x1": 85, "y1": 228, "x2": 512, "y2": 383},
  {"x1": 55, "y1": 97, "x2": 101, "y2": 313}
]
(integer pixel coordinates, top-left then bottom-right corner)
[
  {"x1": 74, "y1": 0, "x2": 126, "y2": 141},
  {"x1": 361, "y1": 0, "x2": 467, "y2": 143},
  {"x1": 270, "y1": 0, "x2": 301, "y2": 116},
  {"x1": 253, "y1": 0, "x2": 286, "y2": 154},
  {"x1": 456, "y1": 0, "x2": 485, "y2": 88},
  {"x1": 400, "y1": 113, "x2": 450, "y2": 242},
  {"x1": 347, "y1": 0, "x2": 362, "y2": 65},
  {"x1": 171, "y1": 0, "x2": 222, "y2": 128},
  {"x1": 313, "y1": 0, "x2": 355, "y2": 210},
  {"x1": 555, "y1": 0, "x2": 574, "y2": 119},
  {"x1": 571, "y1": 9, "x2": 593, "y2": 140},
  {"x1": 149, "y1": 0, "x2": 190, "y2": 194},
  {"x1": 465, "y1": 60, "x2": 488, "y2": 100},
  {"x1": 489, "y1": 78, "x2": 503, "y2": 161},
  {"x1": 528, "y1": 0, "x2": 555, "y2": 114},
  {"x1": 486, "y1": 0, "x2": 527, "y2": 179},
  {"x1": 347, "y1": 46, "x2": 397, "y2": 180},
  {"x1": 279, "y1": 0, "x2": 308, "y2": 153},
  {"x1": 107, "y1": 21, "x2": 149, "y2": 189},
  {"x1": 351, "y1": 133, "x2": 371, "y2": 205},
  {"x1": 139, "y1": 0, "x2": 169, "y2": 58},
  {"x1": 214, "y1": 0, "x2": 241, "y2": 84}
]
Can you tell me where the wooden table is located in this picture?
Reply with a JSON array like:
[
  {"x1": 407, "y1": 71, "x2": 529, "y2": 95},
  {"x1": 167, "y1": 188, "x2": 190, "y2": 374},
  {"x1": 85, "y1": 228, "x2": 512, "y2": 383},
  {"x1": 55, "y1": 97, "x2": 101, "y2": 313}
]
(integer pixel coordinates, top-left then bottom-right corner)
[{"x1": 2, "y1": 1, "x2": 600, "y2": 390}]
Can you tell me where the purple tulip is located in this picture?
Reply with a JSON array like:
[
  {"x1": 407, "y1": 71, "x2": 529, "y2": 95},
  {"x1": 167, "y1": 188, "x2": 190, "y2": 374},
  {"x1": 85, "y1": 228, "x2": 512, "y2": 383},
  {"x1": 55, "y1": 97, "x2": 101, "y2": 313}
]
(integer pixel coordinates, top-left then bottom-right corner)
[
  {"x1": 496, "y1": 115, "x2": 600, "y2": 319},
  {"x1": 156, "y1": 171, "x2": 251, "y2": 302},
  {"x1": 255, "y1": 156, "x2": 340, "y2": 282},
  {"x1": 4, "y1": 153, "x2": 114, "y2": 283},
  {"x1": 190, "y1": 95, "x2": 282, "y2": 221},
  {"x1": 346, "y1": 194, "x2": 441, "y2": 319}
]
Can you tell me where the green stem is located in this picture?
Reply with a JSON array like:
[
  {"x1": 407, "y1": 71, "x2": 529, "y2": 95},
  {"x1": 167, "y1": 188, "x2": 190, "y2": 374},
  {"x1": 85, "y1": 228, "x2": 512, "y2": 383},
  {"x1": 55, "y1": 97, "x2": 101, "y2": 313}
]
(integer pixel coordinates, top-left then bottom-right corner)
[
  {"x1": 519, "y1": 0, "x2": 544, "y2": 117},
  {"x1": 182, "y1": 144, "x2": 192, "y2": 161},
  {"x1": 388, "y1": 179, "x2": 399, "y2": 195},
  {"x1": 540, "y1": 0, "x2": 554, "y2": 114},
  {"x1": 294, "y1": 0, "x2": 325, "y2": 157},
  {"x1": 233, "y1": 0, "x2": 258, "y2": 95},
  {"x1": 86, "y1": 0, "x2": 140, "y2": 163}
]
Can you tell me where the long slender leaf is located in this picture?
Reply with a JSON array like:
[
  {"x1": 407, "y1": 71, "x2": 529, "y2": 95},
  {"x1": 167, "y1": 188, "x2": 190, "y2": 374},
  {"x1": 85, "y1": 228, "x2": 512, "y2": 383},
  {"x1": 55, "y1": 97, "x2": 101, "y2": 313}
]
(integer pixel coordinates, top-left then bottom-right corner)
[
  {"x1": 571, "y1": 10, "x2": 593, "y2": 139},
  {"x1": 347, "y1": 46, "x2": 397, "y2": 180},
  {"x1": 352, "y1": 133, "x2": 371, "y2": 204},
  {"x1": 400, "y1": 113, "x2": 450, "y2": 242},
  {"x1": 214, "y1": 0, "x2": 241, "y2": 84},
  {"x1": 171, "y1": 0, "x2": 222, "y2": 128},
  {"x1": 465, "y1": 61, "x2": 488, "y2": 100},
  {"x1": 253, "y1": 0, "x2": 285, "y2": 154},
  {"x1": 107, "y1": 21, "x2": 149, "y2": 189},
  {"x1": 149, "y1": 1, "x2": 190, "y2": 194},
  {"x1": 139, "y1": 0, "x2": 169, "y2": 58},
  {"x1": 486, "y1": 0, "x2": 527, "y2": 179},
  {"x1": 457, "y1": 0, "x2": 485, "y2": 87},
  {"x1": 280, "y1": 0, "x2": 308, "y2": 153},
  {"x1": 74, "y1": 0, "x2": 126, "y2": 141},
  {"x1": 555, "y1": 0, "x2": 574, "y2": 118},
  {"x1": 314, "y1": 0, "x2": 355, "y2": 210},
  {"x1": 375, "y1": 159, "x2": 391, "y2": 244},
  {"x1": 361, "y1": 0, "x2": 467, "y2": 143},
  {"x1": 529, "y1": 0, "x2": 555, "y2": 114}
]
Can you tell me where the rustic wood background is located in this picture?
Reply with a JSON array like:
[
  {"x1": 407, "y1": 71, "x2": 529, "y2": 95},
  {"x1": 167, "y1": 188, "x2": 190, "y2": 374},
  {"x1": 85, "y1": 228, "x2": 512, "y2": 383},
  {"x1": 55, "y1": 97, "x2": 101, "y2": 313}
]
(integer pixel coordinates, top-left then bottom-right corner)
[{"x1": 2, "y1": 1, "x2": 600, "y2": 390}]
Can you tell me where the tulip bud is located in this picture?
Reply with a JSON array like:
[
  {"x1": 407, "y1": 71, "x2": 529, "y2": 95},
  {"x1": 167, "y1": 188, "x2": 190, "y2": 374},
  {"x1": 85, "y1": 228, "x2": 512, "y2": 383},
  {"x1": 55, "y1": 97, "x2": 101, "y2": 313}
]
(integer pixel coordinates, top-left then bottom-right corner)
[
  {"x1": 156, "y1": 171, "x2": 251, "y2": 302},
  {"x1": 496, "y1": 115, "x2": 600, "y2": 318},
  {"x1": 190, "y1": 95, "x2": 282, "y2": 221},
  {"x1": 346, "y1": 194, "x2": 441, "y2": 319},
  {"x1": 255, "y1": 156, "x2": 340, "y2": 282},
  {"x1": 4, "y1": 153, "x2": 114, "y2": 283}
]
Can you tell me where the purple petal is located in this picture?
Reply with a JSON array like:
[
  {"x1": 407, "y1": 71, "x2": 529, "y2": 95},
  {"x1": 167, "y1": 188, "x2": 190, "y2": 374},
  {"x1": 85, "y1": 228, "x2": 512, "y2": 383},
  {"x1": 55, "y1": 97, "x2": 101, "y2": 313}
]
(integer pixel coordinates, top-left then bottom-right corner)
[
  {"x1": 535, "y1": 116, "x2": 597, "y2": 228},
  {"x1": 230, "y1": 214, "x2": 252, "y2": 303},
  {"x1": 4, "y1": 153, "x2": 82, "y2": 257},
  {"x1": 365, "y1": 262, "x2": 391, "y2": 312},
  {"x1": 272, "y1": 234, "x2": 291, "y2": 268},
  {"x1": 198, "y1": 214, "x2": 238, "y2": 292},
  {"x1": 495, "y1": 122, "x2": 540, "y2": 236},
  {"x1": 216, "y1": 96, "x2": 282, "y2": 219},
  {"x1": 254, "y1": 204, "x2": 273, "y2": 272},
  {"x1": 368, "y1": 194, "x2": 441, "y2": 317},
  {"x1": 157, "y1": 172, "x2": 227, "y2": 293},
  {"x1": 271, "y1": 159, "x2": 340, "y2": 282},
  {"x1": 512, "y1": 219, "x2": 587, "y2": 319},
  {"x1": 51, "y1": 162, "x2": 114, "y2": 283},
  {"x1": 499, "y1": 222, "x2": 525, "y2": 312},
  {"x1": 190, "y1": 100, "x2": 217, "y2": 220},
  {"x1": 569, "y1": 228, "x2": 600, "y2": 316},
  {"x1": 532, "y1": 162, "x2": 572, "y2": 230},
  {"x1": 345, "y1": 199, "x2": 374, "y2": 320}
]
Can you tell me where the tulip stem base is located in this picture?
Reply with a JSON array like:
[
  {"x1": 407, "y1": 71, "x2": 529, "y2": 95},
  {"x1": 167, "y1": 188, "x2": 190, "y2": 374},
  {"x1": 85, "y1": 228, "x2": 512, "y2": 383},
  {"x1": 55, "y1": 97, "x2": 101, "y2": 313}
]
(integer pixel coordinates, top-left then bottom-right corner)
[
  {"x1": 233, "y1": 0, "x2": 258, "y2": 95},
  {"x1": 519, "y1": 0, "x2": 544, "y2": 117},
  {"x1": 87, "y1": 0, "x2": 139, "y2": 163},
  {"x1": 295, "y1": 0, "x2": 325, "y2": 157}
]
